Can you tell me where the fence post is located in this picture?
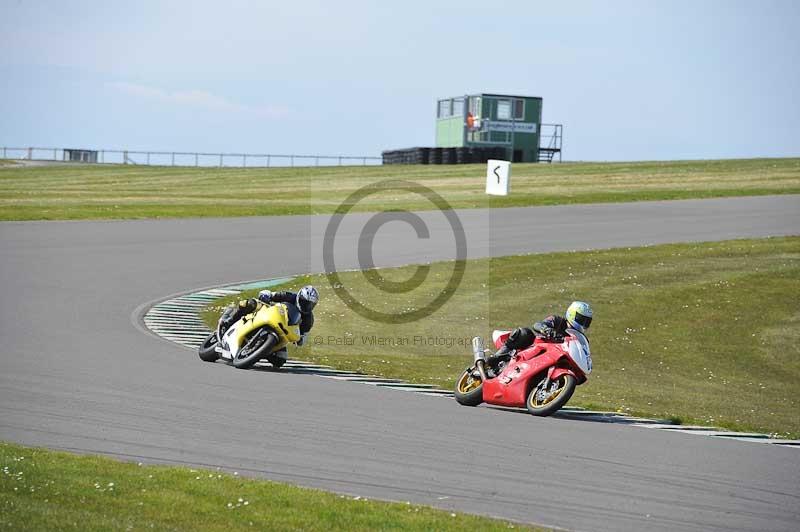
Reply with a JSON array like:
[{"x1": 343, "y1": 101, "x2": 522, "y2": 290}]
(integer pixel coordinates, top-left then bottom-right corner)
[
  {"x1": 147, "y1": 152, "x2": 151, "y2": 165},
  {"x1": 171, "y1": 153, "x2": 175, "y2": 166},
  {"x1": 291, "y1": 155, "x2": 294, "y2": 167},
  {"x1": 363, "y1": 157, "x2": 366, "y2": 165},
  {"x1": 2, "y1": 147, "x2": 5, "y2": 158},
  {"x1": 195, "y1": 153, "x2": 198, "y2": 167},
  {"x1": 100, "y1": 150, "x2": 104, "y2": 163},
  {"x1": 123, "y1": 150, "x2": 128, "y2": 164},
  {"x1": 219, "y1": 154, "x2": 223, "y2": 167},
  {"x1": 53, "y1": 148, "x2": 57, "y2": 160},
  {"x1": 243, "y1": 154, "x2": 247, "y2": 167},
  {"x1": 28, "y1": 147, "x2": 32, "y2": 160},
  {"x1": 267, "y1": 155, "x2": 270, "y2": 168},
  {"x1": 338, "y1": 156, "x2": 342, "y2": 166}
]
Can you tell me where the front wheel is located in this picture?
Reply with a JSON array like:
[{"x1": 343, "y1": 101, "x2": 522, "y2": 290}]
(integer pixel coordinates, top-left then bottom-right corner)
[
  {"x1": 198, "y1": 333, "x2": 220, "y2": 362},
  {"x1": 526, "y1": 373, "x2": 576, "y2": 416},
  {"x1": 454, "y1": 367, "x2": 483, "y2": 406},
  {"x1": 233, "y1": 329, "x2": 278, "y2": 369}
]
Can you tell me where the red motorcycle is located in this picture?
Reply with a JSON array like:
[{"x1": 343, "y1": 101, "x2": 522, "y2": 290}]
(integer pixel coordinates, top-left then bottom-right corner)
[{"x1": 454, "y1": 329, "x2": 592, "y2": 416}]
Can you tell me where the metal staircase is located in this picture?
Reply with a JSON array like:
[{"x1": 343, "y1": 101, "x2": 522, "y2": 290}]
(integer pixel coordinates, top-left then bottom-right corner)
[{"x1": 538, "y1": 123, "x2": 563, "y2": 163}]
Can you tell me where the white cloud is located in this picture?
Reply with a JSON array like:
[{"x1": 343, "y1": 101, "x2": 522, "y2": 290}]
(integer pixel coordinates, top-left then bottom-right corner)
[{"x1": 107, "y1": 82, "x2": 289, "y2": 118}]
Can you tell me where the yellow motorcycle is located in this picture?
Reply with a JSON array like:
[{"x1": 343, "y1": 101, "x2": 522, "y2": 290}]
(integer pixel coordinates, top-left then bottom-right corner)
[{"x1": 198, "y1": 302, "x2": 301, "y2": 369}]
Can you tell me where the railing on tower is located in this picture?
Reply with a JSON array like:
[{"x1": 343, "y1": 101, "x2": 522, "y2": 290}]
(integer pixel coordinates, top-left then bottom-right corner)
[{"x1": 538, "y1": 124, "x2": 563, "y2": 163}]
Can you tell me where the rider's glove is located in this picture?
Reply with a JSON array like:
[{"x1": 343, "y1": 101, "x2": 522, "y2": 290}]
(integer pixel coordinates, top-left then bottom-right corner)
[
  {"x1": 257, "y1": 290, "x2": 273, "y2": 303},
  {"x1": 540, "y1": 326, "x2": 555, "y2": 339}
]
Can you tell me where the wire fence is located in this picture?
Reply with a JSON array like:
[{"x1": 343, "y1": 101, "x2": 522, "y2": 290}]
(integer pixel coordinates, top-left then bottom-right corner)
[{"x1": 0, "y1": 146, "x2": 383, "y2": 168}]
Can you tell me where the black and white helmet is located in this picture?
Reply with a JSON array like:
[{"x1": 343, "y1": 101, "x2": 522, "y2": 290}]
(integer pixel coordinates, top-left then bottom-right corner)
[{"x1": 297, "y1": 285, "x2": 319, "y2": 314}]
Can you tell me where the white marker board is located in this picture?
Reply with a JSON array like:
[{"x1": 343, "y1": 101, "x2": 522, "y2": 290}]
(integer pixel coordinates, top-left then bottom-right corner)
[{"x1": 485, "y1": 159, "x2": 510, "y2": 196}]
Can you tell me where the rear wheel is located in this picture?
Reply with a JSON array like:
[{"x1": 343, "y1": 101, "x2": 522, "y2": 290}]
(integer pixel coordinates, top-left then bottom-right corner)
[
  {"x1": 454, "y1": 367, "x2": 483, "y2": 406},
  {"x1": 198, "y1": 333, "x2": 220, "y2": 362},
  {"x1": 233, "y1": 329, "x2": 278, "y2": 369},
  {"x1": 526, "y1": 373, "x2": 576, "y2": 416}
]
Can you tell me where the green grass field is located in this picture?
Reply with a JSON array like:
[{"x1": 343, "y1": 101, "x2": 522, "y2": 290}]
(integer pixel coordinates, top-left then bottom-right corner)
[
  {"x1": 0, "y1": 441, "x2": 541, "y2": 532},
  {"x1": 1, "y1": 158, "x2": 798, "y2": 220},
  {"x1": 203, "y1": 237, "x2": 800, "y2": 438}
]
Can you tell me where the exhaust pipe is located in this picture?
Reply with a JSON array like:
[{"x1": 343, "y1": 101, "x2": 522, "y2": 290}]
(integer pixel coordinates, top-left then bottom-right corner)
[
  {"x1": 472, "y1": 336, "x2": 486, "y2": 362},
  {"x1": 472, "y1": 336, "x2": 489, "y2": 381}
]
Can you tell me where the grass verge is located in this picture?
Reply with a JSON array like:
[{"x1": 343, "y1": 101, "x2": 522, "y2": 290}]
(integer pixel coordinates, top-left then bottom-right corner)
[
  {"x1": 0, "y1": 441, "x2": 540, "y2": 531},
  {"x1": 203, "y1": 237, "x2": 800, "y2": 438},
  {"x1": 1, "y1": 158, "x2": 798, "y2": 220}
]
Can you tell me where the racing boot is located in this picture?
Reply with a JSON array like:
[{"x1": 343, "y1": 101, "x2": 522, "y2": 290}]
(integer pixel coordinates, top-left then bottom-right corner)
[
  {"x1": 267, "y1": 347, "x2": 288, "y2": 369},
  {"x1": 483, "y1": 345, "x2": 512, "y2": 378},
  {"x1": 218, "y1": 305, "x2": 239, "y2": 335}
]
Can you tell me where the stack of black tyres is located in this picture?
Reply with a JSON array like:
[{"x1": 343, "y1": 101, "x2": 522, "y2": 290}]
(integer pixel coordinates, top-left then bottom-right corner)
[
  {"x1": 490, "y1": 146, "x2": 508, "y2": 160},
  {"x1": 382, "y1": 146, "x2": 511, "y2": 164},
  {"x1": 441, "y1": 148, "x2": 455, "y2": 164},
  {"x1": 417, "y1": 147, "x2": 430, "y2": 164}
]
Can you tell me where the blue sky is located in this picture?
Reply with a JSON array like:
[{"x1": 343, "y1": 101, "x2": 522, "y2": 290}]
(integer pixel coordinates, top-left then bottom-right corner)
[{"x1": 1, "y1": 0, "x2": 798, "y2": 161}]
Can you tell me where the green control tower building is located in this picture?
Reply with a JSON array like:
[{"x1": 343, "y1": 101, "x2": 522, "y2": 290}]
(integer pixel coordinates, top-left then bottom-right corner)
[{"x1": 435, "y1": 93, "x2": 561, "y2": 163}]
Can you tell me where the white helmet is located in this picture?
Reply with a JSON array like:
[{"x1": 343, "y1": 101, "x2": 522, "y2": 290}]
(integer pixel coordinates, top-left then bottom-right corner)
[
  {"x1": 566, "y1": 301, "x2": 593, "y2": 332},
  {"x1": 297, "y1": 285, "x2": 319, "y2": 314}
]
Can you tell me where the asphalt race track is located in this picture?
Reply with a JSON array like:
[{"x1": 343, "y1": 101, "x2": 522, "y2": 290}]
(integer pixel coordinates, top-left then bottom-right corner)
[{"x1": 2, "y1": 195, "x2": 799, "y2": 532}]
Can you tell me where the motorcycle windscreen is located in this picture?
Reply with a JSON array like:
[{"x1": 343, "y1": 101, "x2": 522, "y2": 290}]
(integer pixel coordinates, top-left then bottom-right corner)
[{"x1": 565, "y1": 328, "x2": 592, "y2": 374}]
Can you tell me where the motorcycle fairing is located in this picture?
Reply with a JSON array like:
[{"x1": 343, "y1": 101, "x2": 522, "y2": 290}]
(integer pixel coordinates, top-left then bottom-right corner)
[
  {"x1": 482, "y1": 332, "x2": 591, "y2": 407},
  {"x1": 220, "y1": 303, "x2": 301, "y2": 359},
  {"x1": 482, "y1": 344, "x2": 562, "y2": 407},
  {"x1": 547, "y1": 366, "x2": 576, "y2": 383},
  {"x1": 563, "y1": 328, "x2": 592, "y2": 375}
]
